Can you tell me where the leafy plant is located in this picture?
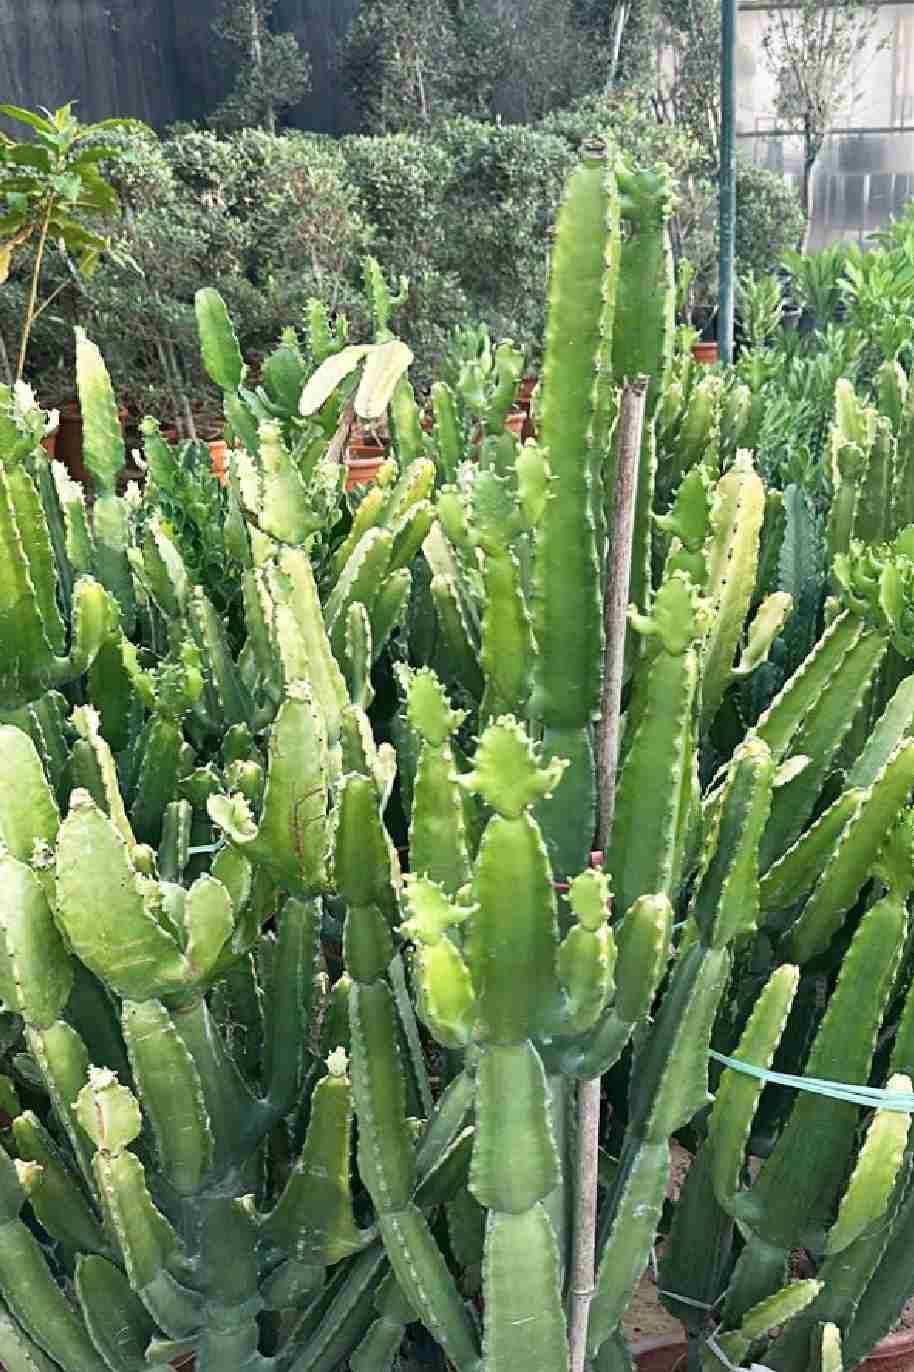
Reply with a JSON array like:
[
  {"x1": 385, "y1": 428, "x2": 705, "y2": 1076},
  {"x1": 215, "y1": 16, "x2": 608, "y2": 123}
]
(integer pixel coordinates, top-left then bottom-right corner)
[
  {"x1": 841, "y1": 239, "x2": 914, "y2": 368},
  {"x1": 782, "y1": 242, "x2": 850, "y2": 324},
  {"x1": 209, "y1": 0, "x2": 311, "y2": 134},
  {"x1": 736, "y1": 269, "x2": 783, "y2": 348},
  {"x1": 0, "y1": 103, "x2": 139, "y2": 381},
  {"x1": 139, "y1": 436, "x2": 246, "y2": 647},
  {"x1": 340, "y1": 0, "x2": 463, "y2": 134}
]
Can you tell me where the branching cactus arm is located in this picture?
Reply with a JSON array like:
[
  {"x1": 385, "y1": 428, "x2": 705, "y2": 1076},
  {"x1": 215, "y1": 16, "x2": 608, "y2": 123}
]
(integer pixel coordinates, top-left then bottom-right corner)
[
  {"x1": 607, "y1": 572, "x2": 707, "y2": 919},
  {"x1": 587, "y1": 737, "x2": 774, "y2": 1362}
]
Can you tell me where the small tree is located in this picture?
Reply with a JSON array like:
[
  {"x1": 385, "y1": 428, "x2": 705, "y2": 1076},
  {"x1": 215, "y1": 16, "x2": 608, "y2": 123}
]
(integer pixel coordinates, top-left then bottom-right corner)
[
  {"x1": 573, "y1": 0, "x2": 643, "y2": 88},
  {"x1": 210, "y1": 0, "x2": 311, "y2": 134},
  {"x1": 653, "y1": 0, "x2": 722, "y2": 164},
  {"x1": 340, "y1": 0, "x2": 461, "y2": 133},
  {"x1": 760, "y1": 0, "x2": 884, "y2": 235},
  {"x1": 482, "y1": 0, "x2": 607, "y2": 123},
  {"x1": 0, "y1": 103, "x2": 137, "y2": 381}
]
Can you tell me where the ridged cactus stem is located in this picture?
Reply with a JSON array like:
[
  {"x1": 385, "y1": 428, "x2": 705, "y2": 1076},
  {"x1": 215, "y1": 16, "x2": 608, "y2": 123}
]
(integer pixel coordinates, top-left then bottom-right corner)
[
  {"x1": 610, "y1": 166, "x2": 675, "y2": 626},
  {"x1": 570, "y1": 377, "x2": 646, "y2": 1372},
  {"x1": 588, "y1": 738, "x2": 774, "y2": 1360},
  {"x1": 531, "y1": 138, "x2": 619, "y2": 879},
  {"x1": 339, "y1": 773, "x2": 481, "y2": 1370},
  {"x1": 190, "y1": 1193, "x2": 268, "y2": 1372}
]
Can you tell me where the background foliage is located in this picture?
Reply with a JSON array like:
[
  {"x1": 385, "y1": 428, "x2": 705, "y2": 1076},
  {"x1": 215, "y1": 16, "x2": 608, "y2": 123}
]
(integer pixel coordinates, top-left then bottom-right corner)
[{"x1": 0, "y1": 96, "x2": 804, "y2": 409}]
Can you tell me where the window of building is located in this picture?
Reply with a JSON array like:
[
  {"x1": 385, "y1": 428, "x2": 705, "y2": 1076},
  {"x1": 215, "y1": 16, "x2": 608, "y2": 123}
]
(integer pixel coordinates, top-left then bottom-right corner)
[{"x1": 893, "y1": 11, "x2": 914, "y2": 126}]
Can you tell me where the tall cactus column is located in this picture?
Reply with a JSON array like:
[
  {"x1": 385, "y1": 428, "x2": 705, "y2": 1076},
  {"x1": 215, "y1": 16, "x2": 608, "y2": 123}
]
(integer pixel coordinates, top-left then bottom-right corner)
[
  {"x1": 338, "y1": 771, "x2": 481, "y2": 1372},
  {"x1": 532, "y1": 137, "x2": 620, "y2": 879},
  {"x1": 401, "y1": 718, "x2": 575, "y2": 1371},
  {"x1": 587, "y1": 734, "x2": 775, "y2": 1361},
  {"x1": 611, "y1": 166, "x2": 675, "y2": 629}
]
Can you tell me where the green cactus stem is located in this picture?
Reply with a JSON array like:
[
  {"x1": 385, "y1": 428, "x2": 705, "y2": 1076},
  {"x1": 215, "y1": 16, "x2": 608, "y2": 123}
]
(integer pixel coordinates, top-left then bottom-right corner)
[{"x1": 531, "y1": 137, "x2": 619, "y2": 879}]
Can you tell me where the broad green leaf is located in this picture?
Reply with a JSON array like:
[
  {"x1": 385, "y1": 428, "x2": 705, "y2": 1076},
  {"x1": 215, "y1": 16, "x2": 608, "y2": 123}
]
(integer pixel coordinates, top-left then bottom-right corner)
[{"x1": 0, "y1": 104, "x2": 57, "y2": 137}]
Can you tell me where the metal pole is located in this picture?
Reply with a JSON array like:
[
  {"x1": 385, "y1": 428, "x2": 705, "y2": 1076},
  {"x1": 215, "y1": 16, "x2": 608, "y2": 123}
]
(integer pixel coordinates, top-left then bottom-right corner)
[{"x1": 718, "y1": 0, "x2": 738, "y2": 363}]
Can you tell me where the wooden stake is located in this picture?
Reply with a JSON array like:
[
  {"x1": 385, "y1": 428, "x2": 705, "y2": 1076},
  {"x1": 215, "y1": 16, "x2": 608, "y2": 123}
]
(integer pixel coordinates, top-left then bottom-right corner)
[{"x1": 569, "y1": 376, "x2": 648, "y2": 1372}]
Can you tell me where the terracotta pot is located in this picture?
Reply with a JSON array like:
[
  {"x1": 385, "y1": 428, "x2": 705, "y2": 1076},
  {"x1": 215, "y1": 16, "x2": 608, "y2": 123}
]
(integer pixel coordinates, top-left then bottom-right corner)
[
  {"x1": 633, "y1": 1335, "x2": 688, "y2": 1372},
  {"x1": 517, "y1": 375, "x2": 537, "y2": 410},
  {"x1": 691, "y1": 340, "x2": 720, "y2": 367},
  {"x1": 505, "y1": 412, "x2": 525, "y2": 439},
  {"x1": 628, "y1": 1321, "x2": 914, "y2": 1372},
  {"x1": 54, "y1": 401, "x2": 129, "y2": 485},
  {"x1": 346, "y1": 453, "x2": 386, "y2": 491},
  {"x1": 41, "y1": 429, "x2": 58, "y2": 460},
  {"x1": 209, "y1": 439, "x2": 229, "y2": 486},
  {"x1": 345, "y1": 429, "x2": 388, "y2": 490},
  {"x1": 55, "y1": 402, "x2": 89, "y2": 482},
  {"x1": 860, "y1": 1326, "x2": 914, "y2": 1372}
]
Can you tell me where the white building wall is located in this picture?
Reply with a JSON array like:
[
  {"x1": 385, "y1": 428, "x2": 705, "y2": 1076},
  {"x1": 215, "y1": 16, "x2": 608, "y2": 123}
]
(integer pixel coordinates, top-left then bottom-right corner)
[{"x1": 734, "y1": 3, "x2": 914, "y2": 246}]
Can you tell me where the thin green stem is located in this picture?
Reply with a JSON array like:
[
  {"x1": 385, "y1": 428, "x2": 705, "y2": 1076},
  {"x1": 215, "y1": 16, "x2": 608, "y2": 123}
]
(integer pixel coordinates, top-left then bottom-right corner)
[
  {"x1": 30, "y1": 277, "x2": 73, "y2": 326},
  {"x1": 17, "y1": 200, "x2": 54, "y2": 381}
]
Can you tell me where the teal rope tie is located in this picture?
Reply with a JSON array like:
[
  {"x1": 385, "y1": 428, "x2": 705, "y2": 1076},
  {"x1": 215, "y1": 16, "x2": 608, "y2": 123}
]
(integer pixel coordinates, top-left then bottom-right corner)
[{"x1": 709, "y1": 1049, "x2": 914, "y2": 1112}]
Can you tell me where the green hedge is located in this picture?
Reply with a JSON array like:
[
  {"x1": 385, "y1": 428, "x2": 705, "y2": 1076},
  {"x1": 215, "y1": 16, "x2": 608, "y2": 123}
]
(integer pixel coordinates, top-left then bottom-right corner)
[{"x1": 15, "y1": 103, "x2": 807, "y2": 407}]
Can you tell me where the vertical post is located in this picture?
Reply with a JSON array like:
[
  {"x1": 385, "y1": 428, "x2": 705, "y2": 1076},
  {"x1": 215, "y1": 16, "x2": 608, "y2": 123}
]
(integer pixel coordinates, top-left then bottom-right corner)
[
  {"x1": 718, "y1": 0, "x2": 738, "y2": 364},
  {"x1": 569, "y1": 377, "x2": 648, "y2": 1372}
]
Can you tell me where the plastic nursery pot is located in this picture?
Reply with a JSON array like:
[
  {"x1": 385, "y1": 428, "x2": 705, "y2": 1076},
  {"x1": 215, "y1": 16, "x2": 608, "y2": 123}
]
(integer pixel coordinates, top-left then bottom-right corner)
[{"x1": 691, "y1": 340, "x2": 720, "y2": 366}]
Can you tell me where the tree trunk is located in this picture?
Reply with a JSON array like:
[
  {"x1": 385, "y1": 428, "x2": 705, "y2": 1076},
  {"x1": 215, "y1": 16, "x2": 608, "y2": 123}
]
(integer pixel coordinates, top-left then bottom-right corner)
[
  {"x1": 801, "y1": 154, "x2": 817, "y2": 254},
  {"x1": 606, "y1": 1, "x2": 630, "y2": 89},
  {"x1": 250, "y1": 1, "x2": 275, "y2": 134},
  {"x1": 800, "y1": 116, "x2": 819, "y2": 255}
]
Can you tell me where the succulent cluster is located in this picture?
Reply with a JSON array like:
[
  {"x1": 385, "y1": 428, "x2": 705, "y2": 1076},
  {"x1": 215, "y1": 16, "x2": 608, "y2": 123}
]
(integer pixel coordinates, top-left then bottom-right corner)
[{"x1": 0, "y1": 142, "x2": 913, "y2": 1372}]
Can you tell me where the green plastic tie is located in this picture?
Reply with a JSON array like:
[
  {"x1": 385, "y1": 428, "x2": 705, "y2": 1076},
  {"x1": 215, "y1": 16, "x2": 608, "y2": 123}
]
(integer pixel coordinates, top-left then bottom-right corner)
[{"x1": 710, "y1": 1050, "x2": 914, "y2": 1112}]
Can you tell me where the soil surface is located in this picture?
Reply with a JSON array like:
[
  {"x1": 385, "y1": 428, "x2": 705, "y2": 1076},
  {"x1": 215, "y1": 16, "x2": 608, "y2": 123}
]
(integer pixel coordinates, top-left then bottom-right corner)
[
  {"x1": 622, "y1": 1269, "x2": 686, "y2": 1344},
  {"x1": 623, "y1": 1143, "x2": 692, "y2": 1345}
]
